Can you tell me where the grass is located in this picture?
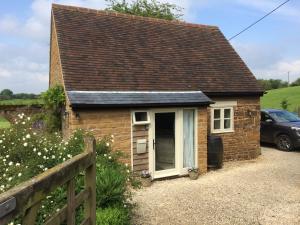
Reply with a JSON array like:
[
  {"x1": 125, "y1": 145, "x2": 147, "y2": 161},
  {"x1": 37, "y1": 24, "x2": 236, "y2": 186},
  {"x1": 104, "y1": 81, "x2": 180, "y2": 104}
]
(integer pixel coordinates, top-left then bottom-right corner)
[
  {"x1": 0, "y1": 116, "x2": 11, "y2": 129},
  {"x1": 0, "y1": 98, "x2": 43, "y2": 106},
  {"x1": 261, "y1": 86, "x2": 300, "y2": 112}
]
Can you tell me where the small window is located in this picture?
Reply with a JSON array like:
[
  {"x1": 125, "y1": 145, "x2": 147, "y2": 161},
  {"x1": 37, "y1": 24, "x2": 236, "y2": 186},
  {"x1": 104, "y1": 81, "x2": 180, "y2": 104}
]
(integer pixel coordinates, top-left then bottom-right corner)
[
  {"x1": 133, "y1": 111, "x2": 150, "y2": 125},
  {"x1": 211, "y1": 107, "x2": 234, "y2": 133}
]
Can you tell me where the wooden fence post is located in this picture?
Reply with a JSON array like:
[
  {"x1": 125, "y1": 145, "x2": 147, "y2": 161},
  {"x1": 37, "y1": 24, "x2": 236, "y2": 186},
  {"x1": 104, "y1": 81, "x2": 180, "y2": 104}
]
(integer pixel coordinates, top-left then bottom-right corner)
[
  {"x1": 67, "y1": 179, "x2": 75, "y2": 225},
  {"x1": 84, "y1": 136, "x2": 96, "y2": 225}
]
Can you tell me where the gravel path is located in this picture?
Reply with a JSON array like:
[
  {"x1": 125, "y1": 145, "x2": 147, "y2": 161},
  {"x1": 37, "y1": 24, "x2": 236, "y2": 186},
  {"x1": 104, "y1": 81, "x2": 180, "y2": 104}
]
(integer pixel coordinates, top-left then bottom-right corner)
[{"x1": 132, "y1": 147, "x2": 300, "y2": 225}]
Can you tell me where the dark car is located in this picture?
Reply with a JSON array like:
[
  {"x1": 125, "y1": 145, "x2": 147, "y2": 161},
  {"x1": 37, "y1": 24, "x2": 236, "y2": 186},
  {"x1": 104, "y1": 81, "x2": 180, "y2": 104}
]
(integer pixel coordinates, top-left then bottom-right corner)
[{"x1": 261, "y1": 109, "x2": 300, "y2": 151}]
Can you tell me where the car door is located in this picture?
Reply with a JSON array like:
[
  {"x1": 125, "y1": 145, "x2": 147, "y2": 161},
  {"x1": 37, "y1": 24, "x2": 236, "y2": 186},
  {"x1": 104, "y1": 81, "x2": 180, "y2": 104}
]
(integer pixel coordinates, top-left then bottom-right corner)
[{"x1": 261, "y1": 112, "x2": 275, "y2": 143}]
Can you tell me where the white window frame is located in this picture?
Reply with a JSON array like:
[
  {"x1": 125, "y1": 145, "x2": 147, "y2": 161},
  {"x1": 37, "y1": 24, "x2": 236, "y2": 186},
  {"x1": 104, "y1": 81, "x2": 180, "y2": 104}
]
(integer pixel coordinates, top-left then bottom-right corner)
[
  {"x1": 132, "y1": 111, "x2": 150, "y2": 125},
  {"x1": 210, "y1": 101, "x2": 236, "y2": 134}
]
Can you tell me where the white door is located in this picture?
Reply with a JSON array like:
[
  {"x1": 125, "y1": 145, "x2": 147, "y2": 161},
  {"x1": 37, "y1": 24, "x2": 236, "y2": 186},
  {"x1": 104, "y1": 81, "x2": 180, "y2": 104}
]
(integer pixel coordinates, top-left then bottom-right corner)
[
  {"x1": 149, "y1": 108, "x2": 197, "y2": 179},
  {"x1": 152, "y1": 111, "x2": 179, "y2": 178}
]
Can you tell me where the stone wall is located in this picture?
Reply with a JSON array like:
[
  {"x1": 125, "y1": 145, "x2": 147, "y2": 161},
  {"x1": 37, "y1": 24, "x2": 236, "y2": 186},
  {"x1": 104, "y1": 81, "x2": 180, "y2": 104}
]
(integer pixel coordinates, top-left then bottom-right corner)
[
  {"x1": 208, "y1": 96, "x2": 261, "y2": 161},
  {"x1": 0, "y1": 105, "x2": 43, "y2": 122},
  {"x1": 49, "y1": 15, "x2": 64, "y2": 87},
  {"x1": 198, "y1": 107, "x2": 208, "y2": 174},
  {"x1": 67, "y1": 108, "x2": 132, "y2": 165}
]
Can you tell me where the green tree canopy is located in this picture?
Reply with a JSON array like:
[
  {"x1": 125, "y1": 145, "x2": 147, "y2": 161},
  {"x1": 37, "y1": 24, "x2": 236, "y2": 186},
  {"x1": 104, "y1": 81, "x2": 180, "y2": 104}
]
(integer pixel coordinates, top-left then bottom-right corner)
[
  {"x1": 291, "y1": 78, "x2": 300, "y2": 87},
  {"x1": 106, "y1": 0, "x2": 183, "y2": 20},
  {"x1": 258, "y1": 79, "x2": 288, "y2": 91},
  {"x1": 0, "y1": 89, "x2": 13, "y2": 97}
]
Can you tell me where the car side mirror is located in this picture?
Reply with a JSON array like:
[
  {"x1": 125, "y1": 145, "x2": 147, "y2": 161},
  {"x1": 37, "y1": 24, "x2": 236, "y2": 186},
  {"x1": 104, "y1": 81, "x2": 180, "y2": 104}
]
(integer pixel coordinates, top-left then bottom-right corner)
[{"x1": 265, "y1": 119, "x2": 273, "y2": 123}]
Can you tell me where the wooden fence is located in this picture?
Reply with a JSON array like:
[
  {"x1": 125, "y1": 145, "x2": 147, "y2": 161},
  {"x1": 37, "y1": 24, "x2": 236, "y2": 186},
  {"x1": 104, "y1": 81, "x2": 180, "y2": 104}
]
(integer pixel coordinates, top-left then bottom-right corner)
[{"x1": 0, "y1": 137, "x2": 96, "y2": 225}]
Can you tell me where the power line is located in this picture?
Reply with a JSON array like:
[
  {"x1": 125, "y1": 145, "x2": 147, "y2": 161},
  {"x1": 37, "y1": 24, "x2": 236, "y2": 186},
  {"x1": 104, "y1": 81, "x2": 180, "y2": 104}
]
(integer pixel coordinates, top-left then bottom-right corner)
[{"x1": 229, "y1": 0, "x2": 291, "y2": 41}]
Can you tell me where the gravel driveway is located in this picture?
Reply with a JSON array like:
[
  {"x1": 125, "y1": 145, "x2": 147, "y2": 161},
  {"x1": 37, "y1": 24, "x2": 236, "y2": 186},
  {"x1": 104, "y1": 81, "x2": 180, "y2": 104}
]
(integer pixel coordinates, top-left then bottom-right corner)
[{"x1": 132, "y1": 147, "x2": 300, "y2": 225}]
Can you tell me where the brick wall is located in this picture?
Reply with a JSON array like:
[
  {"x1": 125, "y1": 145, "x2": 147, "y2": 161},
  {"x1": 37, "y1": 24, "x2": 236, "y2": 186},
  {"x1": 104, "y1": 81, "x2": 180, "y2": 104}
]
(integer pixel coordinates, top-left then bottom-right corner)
[
  {"x1": 208, "y1": 97, "x2": 261, "y2": 161},
  {"x1": 198, "y1": 107, "x2": 208, "y2": 174},
  {"x1": 49, "y1": 15, "x2": 64, "y2": 87},
  {"x1": 67, "y1": 109, "x2": 132, "y2": 165}
]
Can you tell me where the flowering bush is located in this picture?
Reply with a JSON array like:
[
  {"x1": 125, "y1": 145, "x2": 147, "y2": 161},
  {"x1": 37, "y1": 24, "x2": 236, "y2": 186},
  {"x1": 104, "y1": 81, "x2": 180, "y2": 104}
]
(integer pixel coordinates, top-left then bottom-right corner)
[
  {"x1": 0, "y1": 113, "x2": 84, "y2": 193},
  {"x1": 1, "y1": 113, "x2": 138, "y2": 224}
]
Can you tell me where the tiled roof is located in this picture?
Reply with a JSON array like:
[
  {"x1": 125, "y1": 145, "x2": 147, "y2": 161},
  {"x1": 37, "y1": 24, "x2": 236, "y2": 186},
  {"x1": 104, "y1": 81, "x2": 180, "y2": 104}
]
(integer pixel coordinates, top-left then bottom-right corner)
[
  {"x1": 52, "y1": 4, "x2": 264, "y2": 96},
  {"x1": 67, "y1": 91, "x2": 213, "y2": 108}
]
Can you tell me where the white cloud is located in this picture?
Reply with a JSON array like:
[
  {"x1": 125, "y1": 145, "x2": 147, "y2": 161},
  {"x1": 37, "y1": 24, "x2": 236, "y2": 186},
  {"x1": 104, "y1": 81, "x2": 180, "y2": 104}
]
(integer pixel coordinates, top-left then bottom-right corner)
[
  {"x1": 0, "y1": 68, "x2": 12, "y2": 78},
  {"x1": 233, "y1": 41, "x2": 300, "y2": 82}
]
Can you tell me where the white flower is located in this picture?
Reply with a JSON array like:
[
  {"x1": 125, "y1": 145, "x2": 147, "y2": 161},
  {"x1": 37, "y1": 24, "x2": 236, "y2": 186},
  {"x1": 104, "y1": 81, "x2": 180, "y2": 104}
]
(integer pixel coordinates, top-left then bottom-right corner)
[
  {"x1": 106, "y1": 142, "x2": 110, "y2": 147},
  {"x1": 38, "y1": 152, "x2": 41, "y2": 156},
  {"x1": 16, "y1": 163, "x2": 20, "y2": 167},
  {"x1": 6, "y1": 155, "x2": 9, "y2": 158},
  {"x1": 33, "y1": 148, "x2": 37, "y2": 152},
  {"x1": 26, "y1": 134, "x2": 31, "y2": 139},
  {"x1": 125, "y1": 163, "x2": 128, "y2": 167},
  {"x1": 52, "y1": 155, "x2": 55, "y2": 159},
  {"x1": 27, "y1": 117, "x2": 31, "y2": 121},
  {"x1": 22, "y1": 121, "x2": 25, "y2": 125},
  {"x1": 43, "y1": 156, "x2": 47, "y2": 159},
  {"x1": 23, "y1": 142, "x2": 28, "y2": 147},
  {"x1": 108, "y1": 156, "x2": 112, "y2": 159},
  {"x1": 8, "y1": 161, "x2": 13, "y2": 166},
  {"x1": 67, "y1": 154, "x2": 72, "y2": 158},
  {"x1": 0, "y1": 140, "x2": 2, "y2": 143},
  {"x1": 33, "y1": 132, "x2": 37, "y2": 135},
  {"x1": 8, "y1": 177, "x2": 12, "y2": 182},
  {"x1": 18, "y1": 173, "x2": 22, "y2": 177},
  {"x1": 126, "y1": 169, "x2": 130, "y2": 173},
  {"x1": 111, "y1": 134, "x2": 114, "y2": 138},
  {"x1": 3, "y1": 158, "x2": 6, "y2": 162},
  {"x1": 104, "y1": 154, "x2": 107, "y2": 157}
]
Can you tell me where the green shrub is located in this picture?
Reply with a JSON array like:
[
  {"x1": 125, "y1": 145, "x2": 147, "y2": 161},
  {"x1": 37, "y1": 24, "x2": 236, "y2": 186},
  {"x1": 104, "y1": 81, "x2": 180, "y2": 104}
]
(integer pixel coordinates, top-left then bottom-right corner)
[
  {"x1": 96, "y1": 206, "x2": 130, "y2": 225},
  {"x1": 41, "y1": 85, "x2": 65, "y2": 132},
  {"x1": 0, "y1": 114, "x2": 138, "y2": 224}
]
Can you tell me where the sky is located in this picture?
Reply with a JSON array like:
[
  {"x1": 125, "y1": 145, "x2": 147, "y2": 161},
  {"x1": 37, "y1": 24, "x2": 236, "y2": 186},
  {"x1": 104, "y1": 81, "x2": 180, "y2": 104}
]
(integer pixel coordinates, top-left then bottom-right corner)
[{"x1": 0, "y1": 0, "x2": 300, "y2": 94}]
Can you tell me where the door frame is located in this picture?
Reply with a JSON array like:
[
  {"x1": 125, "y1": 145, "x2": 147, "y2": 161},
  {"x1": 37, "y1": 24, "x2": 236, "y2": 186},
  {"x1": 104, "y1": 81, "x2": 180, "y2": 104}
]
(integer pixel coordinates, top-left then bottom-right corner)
[{"x1": 148, "y1": 108, "x2": 198, "y2": 179}]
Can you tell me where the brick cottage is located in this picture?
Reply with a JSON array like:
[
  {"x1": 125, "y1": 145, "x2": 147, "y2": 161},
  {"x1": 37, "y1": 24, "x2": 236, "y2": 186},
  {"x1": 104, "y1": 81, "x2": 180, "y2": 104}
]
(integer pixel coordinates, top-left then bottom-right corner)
[{"x1": 49, "y1": 4, "x2": 263, "y2": 179}]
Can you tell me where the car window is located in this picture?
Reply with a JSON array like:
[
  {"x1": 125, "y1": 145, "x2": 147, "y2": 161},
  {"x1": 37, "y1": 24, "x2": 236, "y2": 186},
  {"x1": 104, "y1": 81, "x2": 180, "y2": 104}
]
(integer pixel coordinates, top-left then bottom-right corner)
[
  {"x1": 261, "y1": 112, "x2": 272, "y2": 122},
  {"x1": 269, "y1": 111, "x2": 300, "y2": 122}
]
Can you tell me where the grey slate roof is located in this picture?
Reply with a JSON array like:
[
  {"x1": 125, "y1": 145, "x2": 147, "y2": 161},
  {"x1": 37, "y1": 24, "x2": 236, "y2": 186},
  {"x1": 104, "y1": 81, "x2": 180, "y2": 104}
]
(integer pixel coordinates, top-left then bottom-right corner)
[{"x1": 67, "y1": 91, "x2": 213, "y2": 108}]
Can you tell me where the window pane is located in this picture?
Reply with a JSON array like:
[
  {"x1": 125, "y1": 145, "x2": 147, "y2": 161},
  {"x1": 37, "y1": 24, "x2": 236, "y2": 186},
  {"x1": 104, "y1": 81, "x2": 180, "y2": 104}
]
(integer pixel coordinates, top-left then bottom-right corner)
[
  {"x1": 224, "y1": 119, "x2": 231, "y2": 129},
  {"x1": 214, "y1": 109, "x2": 221, "y2": 119},
  {"x1": 183, "y1": 110, "x2": 195, "y2": 168},
  {"x1": 224, "y1": 109, "x2": 231, "y2": 119},
  {"x1": 214, "y1": 119, "x2": 221, "y2": 129},
  {"x1": 135, "y1": 112, "x2": 148, "y2": 122}
]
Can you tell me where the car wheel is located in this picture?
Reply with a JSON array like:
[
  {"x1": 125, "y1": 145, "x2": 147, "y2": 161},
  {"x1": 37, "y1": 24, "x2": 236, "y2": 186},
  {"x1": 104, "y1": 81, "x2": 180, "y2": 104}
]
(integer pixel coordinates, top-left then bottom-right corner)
[{"x1": 276, "y1": 134, "x2": 294, "y2": 151}]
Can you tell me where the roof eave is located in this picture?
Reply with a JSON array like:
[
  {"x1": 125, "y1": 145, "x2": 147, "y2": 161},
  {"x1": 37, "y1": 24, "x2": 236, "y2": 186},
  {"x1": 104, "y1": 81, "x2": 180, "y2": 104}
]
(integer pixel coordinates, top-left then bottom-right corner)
[{"x1": 70, "y1": 101, "x2": 214, "y2": 109}]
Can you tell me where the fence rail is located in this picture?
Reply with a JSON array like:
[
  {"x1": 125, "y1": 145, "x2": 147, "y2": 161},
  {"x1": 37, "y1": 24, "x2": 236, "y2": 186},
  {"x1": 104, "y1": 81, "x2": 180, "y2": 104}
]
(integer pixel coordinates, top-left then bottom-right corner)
[{"x1": 0, "y1": 136, "x2": 96, "y2": 225}]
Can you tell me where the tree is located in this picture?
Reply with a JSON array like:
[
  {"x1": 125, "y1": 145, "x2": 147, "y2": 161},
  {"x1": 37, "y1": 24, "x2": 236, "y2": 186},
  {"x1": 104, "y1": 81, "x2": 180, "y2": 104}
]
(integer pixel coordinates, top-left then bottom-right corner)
[
  {"x1": 0, "y1": 89, "x2": 13, "y2": 98},
  {"x1": 291, "y1": 78, "x2": 300, "y2": 87},
  {"x1": 106, "y1": 0, "x2": 183, "y2": 20},
  {"x1": 257, "y1": 79, "x2": 288, "y2": 91}
]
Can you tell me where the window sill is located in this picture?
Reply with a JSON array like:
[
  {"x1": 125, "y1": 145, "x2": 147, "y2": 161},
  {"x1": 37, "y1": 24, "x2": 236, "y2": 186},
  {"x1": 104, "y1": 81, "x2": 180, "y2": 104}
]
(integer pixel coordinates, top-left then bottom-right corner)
[{"x1": 211, "y1": 129, "x2": 234, "y2": 134}]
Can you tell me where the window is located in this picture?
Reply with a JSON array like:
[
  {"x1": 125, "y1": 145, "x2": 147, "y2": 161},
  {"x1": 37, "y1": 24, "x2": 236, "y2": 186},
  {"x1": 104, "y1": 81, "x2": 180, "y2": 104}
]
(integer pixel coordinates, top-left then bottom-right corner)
[
  {"x1": 132, "y1": 111, "x2": 150, "y2": 125},
  {"x1": 211, "y1": 107, "x2": 234, "y2": 133}
]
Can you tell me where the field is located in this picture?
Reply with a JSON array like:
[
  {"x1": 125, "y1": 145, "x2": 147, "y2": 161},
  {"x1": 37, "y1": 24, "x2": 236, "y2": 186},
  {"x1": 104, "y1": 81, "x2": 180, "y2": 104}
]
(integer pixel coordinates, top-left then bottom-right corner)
[
  {"x1": 0, "y1": 98, "x2": 43, "y2": 106},
  {"x1": 261, "y1": 86, "x2": 300, "y2": 112},
  {"x1": 0, "y1": 116, "x2": 10, "y2": 129}
]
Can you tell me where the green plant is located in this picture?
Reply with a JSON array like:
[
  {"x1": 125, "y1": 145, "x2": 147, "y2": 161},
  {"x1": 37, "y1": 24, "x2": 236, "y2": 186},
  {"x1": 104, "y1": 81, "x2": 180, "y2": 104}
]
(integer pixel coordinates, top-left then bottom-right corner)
[
  {"x1": 41, "y1": 85, "x2": 65, "y2": 132},
  {"x1": 96, "y1": 206, "x2": 130, "y2": 225},
  {"x1": 280, "y1": 98, "x2": 290, "y2": 110},
  {"x1": 106, "y1": 0, "x2": 183, "y2": 20}
]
